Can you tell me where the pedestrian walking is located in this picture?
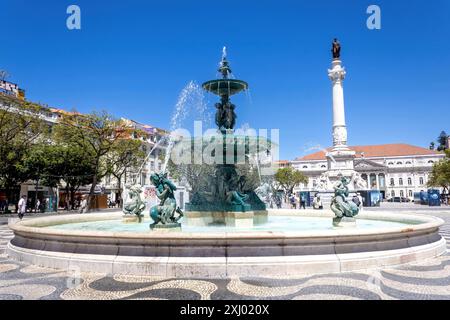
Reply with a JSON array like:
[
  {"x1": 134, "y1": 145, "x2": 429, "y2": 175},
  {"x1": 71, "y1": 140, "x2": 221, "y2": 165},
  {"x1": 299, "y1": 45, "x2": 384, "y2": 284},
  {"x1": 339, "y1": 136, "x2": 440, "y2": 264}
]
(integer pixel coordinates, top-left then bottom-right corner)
[
  {"x1": 352, "y1": 193, "x2": 363, "y2": 211},
  {"x1": 79, "y1": 196, "x2": 88, "y2": 214},
  {"x1": 275, "y1": 196, "x2": 282, "y2": 209},
  {"x1": 290, "y1": 194, "x2": 296, "y2": 209},
  {"x1": 18, "y1": 195, "x2": 27, "y2": 220},
  {"x1": 313, "y1": 194, "x2": 323, "y2": 210},
  {"x1": 35, "y1": 199, "x2": 41, "y2": 213},
  {"x1": 300, "y1": 193, "x2": 307, "y2": 209},
  {"x1": 357, "y1": 193, "x2": 364, "y2": 211}
]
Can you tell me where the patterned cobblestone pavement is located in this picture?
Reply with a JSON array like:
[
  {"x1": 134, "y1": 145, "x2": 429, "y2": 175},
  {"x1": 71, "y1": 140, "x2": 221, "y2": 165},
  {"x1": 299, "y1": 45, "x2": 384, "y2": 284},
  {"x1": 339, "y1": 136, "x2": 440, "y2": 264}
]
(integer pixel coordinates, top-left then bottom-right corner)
[{"x1": 0, "y1": 208, "x2": 449, "y2": 300}]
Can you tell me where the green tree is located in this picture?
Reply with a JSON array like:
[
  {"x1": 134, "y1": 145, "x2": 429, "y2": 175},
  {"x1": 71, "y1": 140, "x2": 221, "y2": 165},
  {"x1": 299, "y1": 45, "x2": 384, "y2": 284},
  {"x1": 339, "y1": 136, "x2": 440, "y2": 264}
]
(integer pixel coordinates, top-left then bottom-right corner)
[
  {"x1": 19, "y1": 144, "x2": 55, "y2": 211},
  {"x1": 0, "y1": 95, "x2": 47, "y2": 203},
  {"x1": 274, "y1": 167, "x2": 308, "y2": 197},
  {"x1": 429, "y1": 142, "x2": 435, "y2": 150},
  {"x1": 54, "y1": 110, "x2": 142, "y2": 210},
  {"x1": 437, "y1": 131, "x2": 448, "y2": 152},
  {"x1": 428, "y1": 150, "x2": 450, "y2": 193},
  {"x1": 105, "y1": 138, "x2": 145, "y2": 201}
]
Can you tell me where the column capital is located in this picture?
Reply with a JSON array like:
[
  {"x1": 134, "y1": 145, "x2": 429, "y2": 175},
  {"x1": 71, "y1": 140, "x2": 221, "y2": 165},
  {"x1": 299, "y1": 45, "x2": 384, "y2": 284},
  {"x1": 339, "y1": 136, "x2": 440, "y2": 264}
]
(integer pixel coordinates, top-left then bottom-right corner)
[{"x1": 328, "y1": 61, "x2": 346, "y2": 84}]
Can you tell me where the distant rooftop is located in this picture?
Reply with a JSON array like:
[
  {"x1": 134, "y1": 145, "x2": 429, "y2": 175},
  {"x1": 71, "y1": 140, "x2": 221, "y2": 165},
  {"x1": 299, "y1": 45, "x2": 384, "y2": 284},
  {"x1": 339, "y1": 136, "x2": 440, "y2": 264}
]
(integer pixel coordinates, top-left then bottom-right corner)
[{"x1": 295, "y1": 144, "x2": 443, "y2": 161}]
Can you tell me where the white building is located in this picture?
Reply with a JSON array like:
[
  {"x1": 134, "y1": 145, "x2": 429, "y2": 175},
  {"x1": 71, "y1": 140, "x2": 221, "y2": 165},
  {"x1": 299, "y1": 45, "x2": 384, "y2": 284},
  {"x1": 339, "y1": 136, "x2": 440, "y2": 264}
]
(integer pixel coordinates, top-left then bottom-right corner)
[{"x1": 291, "y1": 143, "x2": 445, "y2": 200}]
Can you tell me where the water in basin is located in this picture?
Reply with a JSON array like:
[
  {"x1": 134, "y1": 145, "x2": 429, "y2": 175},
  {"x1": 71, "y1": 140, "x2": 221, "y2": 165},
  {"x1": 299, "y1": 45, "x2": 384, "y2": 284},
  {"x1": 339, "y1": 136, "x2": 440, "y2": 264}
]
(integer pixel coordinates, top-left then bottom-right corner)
[{"x1": 45, "y1": 216, "x2": 412, "y2": 234}]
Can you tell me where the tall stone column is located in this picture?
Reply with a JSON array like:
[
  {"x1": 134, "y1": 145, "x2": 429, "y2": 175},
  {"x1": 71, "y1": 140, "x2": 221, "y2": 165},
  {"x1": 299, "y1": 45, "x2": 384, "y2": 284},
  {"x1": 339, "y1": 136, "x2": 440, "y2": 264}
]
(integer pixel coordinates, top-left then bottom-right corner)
[
  {"x1": 328, "y1": 59, "x2": 348, "y2": 150},
  {"x1": 324, "y1": 40, "x2": 357, "y2": 190}
]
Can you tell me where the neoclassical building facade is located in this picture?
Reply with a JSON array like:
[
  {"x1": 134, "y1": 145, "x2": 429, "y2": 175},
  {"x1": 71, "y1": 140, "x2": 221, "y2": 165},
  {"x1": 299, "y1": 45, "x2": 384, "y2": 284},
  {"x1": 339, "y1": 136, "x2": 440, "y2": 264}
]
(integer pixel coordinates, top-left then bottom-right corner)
[{"x1": 290, "y1": 144, "x2": 445, "y2": 200}]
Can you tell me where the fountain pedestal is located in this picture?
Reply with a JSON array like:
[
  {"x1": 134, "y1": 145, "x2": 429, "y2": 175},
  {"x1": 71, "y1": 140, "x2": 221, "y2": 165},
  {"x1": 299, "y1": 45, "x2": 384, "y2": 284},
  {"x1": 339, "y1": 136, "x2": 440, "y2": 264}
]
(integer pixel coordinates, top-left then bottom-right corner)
[
  {"x1": 184, "y1": 210, "x2": 268, "y2": 227},
  {"x1": 184, "y1": 48, "x2": 269, "y2": 224}
]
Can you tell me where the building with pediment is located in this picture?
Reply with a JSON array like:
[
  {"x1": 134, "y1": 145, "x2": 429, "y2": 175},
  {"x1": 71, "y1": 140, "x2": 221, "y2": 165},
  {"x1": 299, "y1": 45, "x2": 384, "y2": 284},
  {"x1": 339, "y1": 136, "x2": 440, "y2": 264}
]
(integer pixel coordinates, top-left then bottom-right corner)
[{"x1": 291, "y1": 143, "x2": 445, "y2": 200}]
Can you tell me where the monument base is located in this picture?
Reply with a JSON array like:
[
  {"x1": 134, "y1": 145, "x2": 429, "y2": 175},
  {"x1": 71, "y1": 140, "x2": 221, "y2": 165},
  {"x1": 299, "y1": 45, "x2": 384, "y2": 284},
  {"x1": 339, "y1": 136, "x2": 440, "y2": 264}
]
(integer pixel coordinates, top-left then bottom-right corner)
[
  {"x1": 150, "y1": 223, "x2": 182, "y2": 232},
  {"x1": 122, "y1": 214, "x2": 144, "y2": 223},
  {"x1": 333, "y1": 216, "x2": 357, "y2": 228}
]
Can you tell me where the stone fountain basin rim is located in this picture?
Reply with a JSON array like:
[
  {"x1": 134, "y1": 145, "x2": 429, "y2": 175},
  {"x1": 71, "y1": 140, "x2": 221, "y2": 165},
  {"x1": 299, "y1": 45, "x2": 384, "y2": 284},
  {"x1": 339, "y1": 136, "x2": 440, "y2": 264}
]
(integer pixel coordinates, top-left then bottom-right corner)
[{"x1": 8, "y1": 210, "x2": 444, "y2": 243}]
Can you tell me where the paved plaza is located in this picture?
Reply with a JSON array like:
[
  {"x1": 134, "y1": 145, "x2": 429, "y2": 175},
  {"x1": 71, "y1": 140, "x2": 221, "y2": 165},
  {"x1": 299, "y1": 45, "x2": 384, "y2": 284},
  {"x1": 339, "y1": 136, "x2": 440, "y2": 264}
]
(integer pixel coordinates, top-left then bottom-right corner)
[{"x1": 0, "y1": 204, "x2": 449, "y2": 300}]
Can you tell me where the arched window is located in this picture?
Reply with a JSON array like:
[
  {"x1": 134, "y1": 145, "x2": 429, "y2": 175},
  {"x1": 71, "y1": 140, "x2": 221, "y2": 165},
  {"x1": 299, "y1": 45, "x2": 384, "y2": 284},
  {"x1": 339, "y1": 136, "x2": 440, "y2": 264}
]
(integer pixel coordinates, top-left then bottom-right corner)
[
  {"x1": 407, "y1": 177, "x2": 412, "y2": 186},
  {"x1": 419, "y1": 177, "x2": 424, "y2": 185},
  {"x1": 397, "y1": 162, "x2": 403, "y2": 165},
  {"x1": 428, "y1": 160, "x2": 434, "y2": 164},
  {"x1": 302, "y1": 166, "x2": 308, "y2": 169},
  {"x1": 406, "y1": 161, "x2": 412, "y2": 165},
  {"x1": 321, "y1": 165, "x2": 326, "y2": 168},
  {"x1": 408, "y1": 190, "x2": 413, "y2": 197},
  {"x1": 399, "y1": 178, "x2": 403, "y2": 186},
  {"x1": 388, "y1": 162, "x2": 394, "y2": 165},
  {"x1": 390, "y1": 178, "x2": 395, "y2": 186},
  {"x1": 400, "y1": 190, "x2": 404, "y2": 197}
]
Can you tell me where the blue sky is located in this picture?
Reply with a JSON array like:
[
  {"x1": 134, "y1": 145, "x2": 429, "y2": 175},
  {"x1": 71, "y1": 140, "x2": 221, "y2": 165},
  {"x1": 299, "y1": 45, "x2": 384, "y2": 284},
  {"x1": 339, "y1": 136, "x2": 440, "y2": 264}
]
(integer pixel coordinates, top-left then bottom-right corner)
[{"x1": 1, "y1": 0, "x2": 449, "y2": 160}]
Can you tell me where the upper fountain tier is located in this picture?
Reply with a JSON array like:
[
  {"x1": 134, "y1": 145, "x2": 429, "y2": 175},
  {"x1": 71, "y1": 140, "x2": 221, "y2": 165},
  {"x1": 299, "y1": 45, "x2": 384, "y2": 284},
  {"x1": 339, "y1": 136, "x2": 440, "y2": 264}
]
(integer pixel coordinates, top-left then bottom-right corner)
[{"x1": 202, "y1": 47, "x2": 248, "y2": 97}]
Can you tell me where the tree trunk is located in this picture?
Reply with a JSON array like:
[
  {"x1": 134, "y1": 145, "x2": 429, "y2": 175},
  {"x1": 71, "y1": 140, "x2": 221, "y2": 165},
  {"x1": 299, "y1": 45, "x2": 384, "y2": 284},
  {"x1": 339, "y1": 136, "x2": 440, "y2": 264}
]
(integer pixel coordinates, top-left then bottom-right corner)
[
  {"x1": 87, "y1": 158, "x2": 101, "y2": 212},
  {"x1": 34, "y1": 178, "x2": 39, "y2": 213},
  {"x1": 65, "y1": 184, "x2": 70, "y2": 211},
  {"x1": 87, "y1": 174, "x2": 98, "y2": 212},
  {"x1": 70, "y1": 187, "x2": 76, "y2": 210},
  {"x1": 117, "y1": 176, "x2": 122, "y2": 208}
]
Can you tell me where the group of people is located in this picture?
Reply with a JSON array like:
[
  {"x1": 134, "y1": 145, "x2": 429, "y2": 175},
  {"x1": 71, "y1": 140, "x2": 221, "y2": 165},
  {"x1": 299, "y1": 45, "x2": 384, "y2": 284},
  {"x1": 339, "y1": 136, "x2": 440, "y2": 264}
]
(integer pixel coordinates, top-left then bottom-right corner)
[
  {"x1": 289, "y1": 193, "x2": 308, "y2": 209},
  {"x1": 285, "y1": 192, "x2": 364, "y2": 211},
  {"x1": 107, "y1": 197, "x2": 121, "y2": 208},
  {"x1": 16, "y1": 195, "x2": 49, "y2": 219}
]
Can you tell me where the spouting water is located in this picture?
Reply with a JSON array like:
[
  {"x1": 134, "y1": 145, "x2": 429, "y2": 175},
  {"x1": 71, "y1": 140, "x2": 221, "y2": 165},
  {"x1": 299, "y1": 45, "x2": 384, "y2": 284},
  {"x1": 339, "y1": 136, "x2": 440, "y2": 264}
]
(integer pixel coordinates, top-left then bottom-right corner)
[
  {"x1": 135, "y1": 138, "x2": 166, "y2": 181},
  {"x1": 162, "y1": 81, "x2": 209, "y2": 173},
  {"x1": 246, "y1": 154, "x2": 262, "y2": 184}
]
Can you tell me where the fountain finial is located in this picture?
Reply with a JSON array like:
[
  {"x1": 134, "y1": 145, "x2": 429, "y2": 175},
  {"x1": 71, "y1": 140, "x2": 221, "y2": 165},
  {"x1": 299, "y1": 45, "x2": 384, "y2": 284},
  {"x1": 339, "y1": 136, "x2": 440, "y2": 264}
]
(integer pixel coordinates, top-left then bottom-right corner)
[{"x1": 218, "y1": 47, "x2": 231, "y2": 79}]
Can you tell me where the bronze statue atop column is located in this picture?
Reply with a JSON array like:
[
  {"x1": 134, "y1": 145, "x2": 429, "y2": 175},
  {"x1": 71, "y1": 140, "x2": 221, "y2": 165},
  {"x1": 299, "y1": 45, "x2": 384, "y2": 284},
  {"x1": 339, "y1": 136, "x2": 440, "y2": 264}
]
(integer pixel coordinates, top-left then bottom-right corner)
[{"x1": 332, "y1": 38, "x2": 341, "y2": 59}]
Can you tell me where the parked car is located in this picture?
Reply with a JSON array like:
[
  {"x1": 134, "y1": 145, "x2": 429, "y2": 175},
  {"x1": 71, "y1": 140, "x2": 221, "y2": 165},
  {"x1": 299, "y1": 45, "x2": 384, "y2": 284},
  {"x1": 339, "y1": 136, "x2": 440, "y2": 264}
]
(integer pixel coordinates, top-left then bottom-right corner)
[{"x1": 387, "y1": 197, "x2": 411, "y2": 203}]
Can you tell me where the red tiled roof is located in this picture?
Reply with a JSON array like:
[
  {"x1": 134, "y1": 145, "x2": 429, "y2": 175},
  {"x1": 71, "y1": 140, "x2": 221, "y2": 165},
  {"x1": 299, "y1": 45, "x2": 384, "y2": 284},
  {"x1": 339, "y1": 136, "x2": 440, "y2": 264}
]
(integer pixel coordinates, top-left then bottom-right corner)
[{"x1": 296, "y1": 144, "x2": 443, "y2": 161}]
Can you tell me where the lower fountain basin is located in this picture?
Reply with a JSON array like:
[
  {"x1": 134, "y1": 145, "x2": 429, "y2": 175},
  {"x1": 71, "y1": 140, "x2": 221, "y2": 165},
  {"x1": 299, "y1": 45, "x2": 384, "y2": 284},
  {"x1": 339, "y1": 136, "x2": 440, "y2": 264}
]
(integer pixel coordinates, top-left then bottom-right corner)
[{"x1": 6, "y1": 210, "x2": 446, "y2": 278}]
